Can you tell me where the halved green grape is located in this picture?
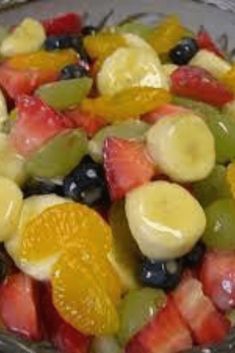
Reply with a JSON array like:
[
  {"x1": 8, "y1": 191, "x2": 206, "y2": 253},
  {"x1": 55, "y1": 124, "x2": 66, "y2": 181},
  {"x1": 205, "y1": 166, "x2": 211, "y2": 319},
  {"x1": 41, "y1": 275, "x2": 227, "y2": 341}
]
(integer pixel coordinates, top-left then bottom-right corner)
[
  {"x1": 192, "y1": 165, "x2": 231, "y2": 207},
  {"x1": 223, "y1": 100, "x2": 235, "y2": 121},
  {"x1": 0, "y1": 26, "x2": 9, "y2": 45},
  {"x1": 36, "y1": 77, "x2": 93, "y2": 110},
  {"x1": 26, "y1": 129, "x2": 88, "y2": 178},
  {"x1": 116, "y1": 22, "x2": 152, "y2": 40},
  {"x1": 91, "y1": 336, "x2": 122, "y2": 353},
  {"x1": 203, "y1": 198, "x2": 235, "y2": 250},
  {"x1": 173, "y1": 97, "x2": 235, "y2": 163},
  {"x1": 108, "y1": 201, "x2": 140, "y2": 292},
  {"x1": 117, "y1": 287, "x2": 166, "y2": 346},
  {"x1": 89, "y1": 120, "x2": 149, "y2": 162}
]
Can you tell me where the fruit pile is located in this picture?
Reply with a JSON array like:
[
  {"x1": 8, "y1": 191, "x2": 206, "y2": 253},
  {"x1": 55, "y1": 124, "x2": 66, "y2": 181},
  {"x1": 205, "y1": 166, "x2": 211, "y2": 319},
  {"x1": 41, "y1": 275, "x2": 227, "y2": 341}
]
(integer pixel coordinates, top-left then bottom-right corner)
[{"x1": 0, "y1": 10, "x2": 234, "y2": 353}]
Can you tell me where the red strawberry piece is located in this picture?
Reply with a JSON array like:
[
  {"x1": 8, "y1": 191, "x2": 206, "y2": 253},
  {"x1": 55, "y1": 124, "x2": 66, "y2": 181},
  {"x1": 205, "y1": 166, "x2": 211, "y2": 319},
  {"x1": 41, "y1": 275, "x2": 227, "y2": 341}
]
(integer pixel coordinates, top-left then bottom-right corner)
[
  {"x1": 9, "y1": 95, "x2": 75, "y2": 157},
  {"x1": 42, "y1": 13, "x2": 82, "y2": 36},
  {"x1": 200, "y1": 250, "x2": 235, "y2": 311},
  {"x1": 196, "y1": 28, "x2": 224, "y2": 58},
  {"x1": 0, "y1": 64, "x2": 58, "y2": 100},
  {"x1": 126, "y1": 297, "x2": 192, "y2": 353},
  {"x1": 104, "y1": 138, "x2": 155, "y2": 201},
  {"x1": 40, "y1": 284, "x2": 91, "y2": 353},
  {"x1": 64, "y1": 108, "x2": 107, "y2": 137},
  {"x1": 173, "y1": 276, "x2": 230, "y2": 345},
  {"x1": 171, "y1": 66, "x2": 234, "y2": 107},
  {"x1": 0, "y1": 272, "x2": 42, "y2": 341},
  {"x1": 142, "y1": 104, "x2": 189, "y2": 124}
]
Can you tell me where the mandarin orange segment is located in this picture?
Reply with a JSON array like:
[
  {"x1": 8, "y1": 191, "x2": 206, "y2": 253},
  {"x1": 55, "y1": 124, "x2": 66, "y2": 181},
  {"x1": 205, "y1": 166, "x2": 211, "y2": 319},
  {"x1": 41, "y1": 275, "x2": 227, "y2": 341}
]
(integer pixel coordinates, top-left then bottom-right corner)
[
  {"x1": 82, "y1": 87, "x2": 171, "y2": 122},
  {"x1": 19, "y1": 203, "x2": 112, "y2": 263},
  {"x1": 223, "y1": 66, "x2": 235, "y2": 93},
  {"x1": 148, "y1": 15, "x2": 187, "y2": 54},
  {"x1": 52, "y1": 247, "x2": 120, "y2": 335},
  {"x1": 7, "y1": 49, "x2": 78, "y2": 72},
  {"x1": 226, "y1": 163, "x2": 235, "y2": 198},
  {"x1": 83, "y1": 33, "x2": 126, "y2": 60}
]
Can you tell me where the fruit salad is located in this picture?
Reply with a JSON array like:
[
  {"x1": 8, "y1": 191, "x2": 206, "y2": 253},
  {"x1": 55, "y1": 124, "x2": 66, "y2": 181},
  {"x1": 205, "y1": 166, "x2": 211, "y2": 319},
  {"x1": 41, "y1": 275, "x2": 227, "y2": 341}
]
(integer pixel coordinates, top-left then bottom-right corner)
[{"x1": 0, "y1": 9, "x2": 234, "y2": 353}]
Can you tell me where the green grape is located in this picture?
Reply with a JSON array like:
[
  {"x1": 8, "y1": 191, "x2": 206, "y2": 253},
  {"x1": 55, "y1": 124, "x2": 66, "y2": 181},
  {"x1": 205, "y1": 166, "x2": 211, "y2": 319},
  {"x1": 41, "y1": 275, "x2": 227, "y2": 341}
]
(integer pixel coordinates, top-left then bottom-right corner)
[
  {"x1": 109, "y1": 201, "x2": 140, "y2": 292},
  {"x1": 203, "y1": 198, "x2": 235, "y2": 250},
  {"x1": 173, "y1": 97, "x2": 235, "y2": 163},
  {"x1": 192, "y1": 165, "x2": 231, "y2": 207},
  {"x1": 89, "y1": 120, "x2": 149, "y2": 162},
  {"x1": 116, "y1": 21, "x2": 153, "y2": 40},
  {"x1": 36, "y1": 77, "x2": 93, "y2": 110},
  {"x1": 91, "y1": 336, "x2": 122, "y2": 353},
  {"x1": 26, "y1": 129, "x2": 87, "y2": 178},
  {"x1": 223, "y1": 100, "x2": 235, "y2": 121},
  {"x1": 117, "y1": 287, "x2": 166, "y2": 346}
]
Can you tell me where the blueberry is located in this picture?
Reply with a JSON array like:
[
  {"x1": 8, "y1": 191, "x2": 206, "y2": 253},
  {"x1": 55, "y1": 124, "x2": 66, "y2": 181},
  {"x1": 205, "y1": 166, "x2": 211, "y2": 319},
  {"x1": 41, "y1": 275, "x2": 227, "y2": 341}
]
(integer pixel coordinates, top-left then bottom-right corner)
[
  {"x1": 22, "y1": 179, "x2": 64, "y2": 198},
  {"x1": 169, "y1": 37, "x2": 199, "y2": 65},
  {"x1": 140, "y1": 258, "x2": 183, "y2": 290},
  {"x1": 81, "y1": 25, "x2": 97, "y2": 36},
  {"x1": 63, "y1": 156, "x2": 110, "y2": 207},
  {"x1": 59, "y1": 63, "x2": 88, "y2": 80},
  {"x1": 183, "y1": 242, "x2": 206, "y2": 268},
  {"x1": 0, "y1": 248, "x2": 11, "y2": 282},
  {"x1": 44, "y1": 35, "x2": 72, "y2": 50}
]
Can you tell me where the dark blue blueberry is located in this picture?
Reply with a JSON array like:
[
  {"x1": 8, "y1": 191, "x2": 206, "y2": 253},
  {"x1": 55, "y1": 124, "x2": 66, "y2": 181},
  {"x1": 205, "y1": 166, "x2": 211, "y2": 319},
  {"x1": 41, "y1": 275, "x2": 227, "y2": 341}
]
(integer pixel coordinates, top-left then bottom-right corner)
[
  {"x1": 63, "y1": 156, "x2": 110, "y2": 207},
  {"x1": 81, "y1": 25, "x2": 97, "y2": 36},
  {"x1": 59, "y1": 63, "x2": 88, "y2": 80},
  {"x1": 169, "y1": 37, "x2": 199, "y2": 65},
  {"x1": 44, "y1": 35, "x2": 72, "y2": 50},
  {"x1": 0, "y1": 247, "x2": 11, "y2": 282},
  {"x1": 183, "y1": 242, "x2": 206, "y2": 268},
  {"x1": 140, "y1": 258, "x2": 183, "y2": 290},
  {"x1": 22, "y1": 179, "x2": 64, "y2": 198}
]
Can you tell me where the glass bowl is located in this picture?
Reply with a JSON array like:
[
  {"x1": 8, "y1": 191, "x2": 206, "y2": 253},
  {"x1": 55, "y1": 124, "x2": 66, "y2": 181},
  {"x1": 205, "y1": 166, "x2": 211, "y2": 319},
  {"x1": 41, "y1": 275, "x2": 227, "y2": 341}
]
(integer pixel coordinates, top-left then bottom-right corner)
[{"x1": 0, "y1": 0, "x2": 234, "y2": 352}]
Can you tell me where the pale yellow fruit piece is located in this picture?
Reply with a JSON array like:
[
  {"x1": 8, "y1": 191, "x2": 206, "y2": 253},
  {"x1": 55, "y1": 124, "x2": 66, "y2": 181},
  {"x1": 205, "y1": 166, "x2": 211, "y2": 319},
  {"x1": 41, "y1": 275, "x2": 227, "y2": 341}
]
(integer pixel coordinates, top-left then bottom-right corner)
[
  {"x1": 147, "y1": 112, "x2": 215, "y2": 183},
  {"x1": 0, "y1": 133, "x2": 26, "y2": 185},
  {"x1": 1, "y1": 18, "x2": 46, "y2": 57},
  {"x1": 125, "y1": 181, "x2": 206, "y2": 260},
  {"x1": 97, "y1": 46, "x2": 168, "y2": 95},
  {"x1": 0, "y1": 176, "x2": 23, "y2": 241}
]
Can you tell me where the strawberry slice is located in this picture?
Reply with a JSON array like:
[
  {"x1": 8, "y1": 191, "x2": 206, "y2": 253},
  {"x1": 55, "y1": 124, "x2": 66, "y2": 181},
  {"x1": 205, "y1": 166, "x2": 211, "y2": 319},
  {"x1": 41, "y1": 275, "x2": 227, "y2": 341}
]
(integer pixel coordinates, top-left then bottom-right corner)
[
  {"x1": 200, "y1": 251, "x2": 235, "y2": 311},
  {"x1": 10, "y1": 95, "x2": 75, "y2": 157},
  {"x1": 40, "y1": 284, "x2": 91, "y2": 353},
  {"x1": 0, "y1": 63, "x2": 58, "y2": 100},
  {"x1": 126, "y1": 297, "x2": 192, "y2": 353},
  {"x1": 171, "y1": 66, "x2": 233, "y2": 107},
  {"x1": 42, "y1": 13, "x2": 82, "y2": 36},
  {"x1": 0, "y1": 272, "x2": 42, "y2": 341},
  {"x1": 196, "y1": 28, "x2": 224, "y2": 58},
  {"x1": 142, "y1": 104, "x2": 189, "y2": 124},
  {"x1": 64, "y1": 108, "x2": 107, "y2": 137},
  {"x1": 173, "y1": 276, "x2": 230, "y2": 345},
  {"x1": 103, "y1": 138, "x2": 155, "y2": 201}
]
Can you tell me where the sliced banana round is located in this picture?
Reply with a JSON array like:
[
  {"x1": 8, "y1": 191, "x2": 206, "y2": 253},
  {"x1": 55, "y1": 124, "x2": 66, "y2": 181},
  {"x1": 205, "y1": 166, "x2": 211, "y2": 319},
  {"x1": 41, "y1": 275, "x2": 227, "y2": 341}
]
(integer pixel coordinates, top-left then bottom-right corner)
[
  {"x1": 0, "y1": 133, "x2": 26, "y2": 185},
  {"x1": 125, "y1": 181, "x2": 206, "y2": 260},
  {"x1": 0, "y1": 177, "x2": 23, "y2": 241},
  {"x1": 97, "y1": 43, "x2": 168, "y2": 96},
  {"x1": 5, "y1": 194, "x2": 70, "y2": 280},
  {"x1": 147, "y1": 112, "x2": 215, "y2": 183},
  {"x1": 0, "y1": 18, "x2": 46, "y2": 57}
]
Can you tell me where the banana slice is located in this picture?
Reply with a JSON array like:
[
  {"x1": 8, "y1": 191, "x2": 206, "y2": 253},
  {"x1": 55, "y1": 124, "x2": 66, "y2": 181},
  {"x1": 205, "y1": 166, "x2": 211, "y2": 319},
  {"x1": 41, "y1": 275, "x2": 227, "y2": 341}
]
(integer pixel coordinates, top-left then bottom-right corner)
[
  {"x1": 97, "y1": 43, "x2": 168, "y2": 96},
  {"x1": 147, "y1": 112, "x2": 215, "y2": 183},
  {"x1": 0, "y1": 177, "x2": 23, "y2": 241},
  {"x1": 190, "y1": 49, "x2": 231, "y2": 80},
  {"x1": 125, "y1": 181, "x2": 206, "y2": 260},
  {"x1": 5, "y1": 194, "x2": 70, "y2": 280},
  {"x1": 0, "y1": 133, "x2": 26, "y2": 185},
  {"x1": 1, "y1": 18, "x2": 46, "y2": 57}
]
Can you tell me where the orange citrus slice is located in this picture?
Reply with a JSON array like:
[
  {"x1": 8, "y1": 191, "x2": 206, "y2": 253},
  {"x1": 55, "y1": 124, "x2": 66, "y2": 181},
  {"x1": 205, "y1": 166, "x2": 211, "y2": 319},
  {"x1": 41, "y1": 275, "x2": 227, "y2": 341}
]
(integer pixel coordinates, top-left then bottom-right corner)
[{"x1": 52, "y1": 246, "x2": 120, "y2": 335}]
